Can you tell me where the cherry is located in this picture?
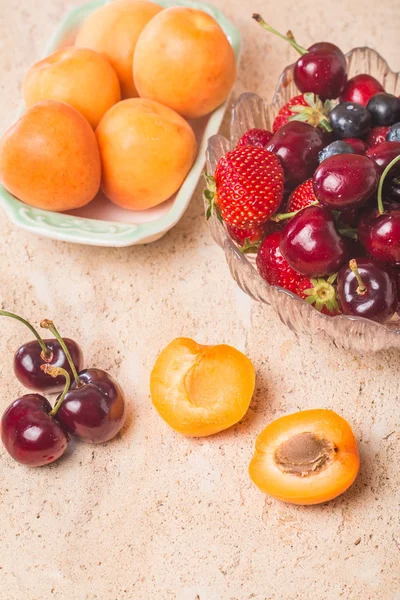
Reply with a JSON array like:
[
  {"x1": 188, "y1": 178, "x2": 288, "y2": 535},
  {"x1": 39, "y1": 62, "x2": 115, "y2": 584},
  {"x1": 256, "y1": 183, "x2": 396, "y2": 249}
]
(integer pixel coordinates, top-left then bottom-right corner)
[
  {"x1": 279, "y1": 205, "x2": 349, "y2": 276},
  {"x1": 329, "y1": 102, "x2": 372, "y2": 139},
  {"x1": 266, "y1": 121, "x2": 323, "y2": 190},
  {"x1": 366, "y1": 126, "x2": 390, "y2": 148},
  {"x1": 339, "y1": 74, "x2": 384, "y2": 106},
  {"x1": 0, "y1": 310, "x2": 83, "y2": 394},
  {"x1": 237, "y1": 128, "x2": 273, "y2": 148},
  {"x1": 253, "y1": 15, "x2": 347, "y2": 100},
  {"x1": 337, "y1": 259, "x2": 398, "y2": 323},
  {"x1": 343, "y1": 138, "x2": 368, "y2": 155},
  {"x1": 313, "y1": 154, "x2": 378, "y2": 210},
  {"x1": 367, "y1": 93, "x2": 400, "y2": 126},
  {"x1": 41, "y1": 320, "x2": 126, "y2": 443},
  {"x1": 365, "y1": 142, "x2": 400, "y2": 201}
]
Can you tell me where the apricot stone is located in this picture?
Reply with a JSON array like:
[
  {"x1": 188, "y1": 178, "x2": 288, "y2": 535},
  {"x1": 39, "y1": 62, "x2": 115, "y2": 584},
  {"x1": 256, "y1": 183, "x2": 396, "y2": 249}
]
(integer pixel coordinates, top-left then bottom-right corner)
[
  {"x1": 96, "y1": 98, "x2": 197, "y2": 210},
  {"x1": 75, "y1": 0, "x2": 163, "y2": 99},
  {"x1": 134, "y1": 7, "x2": 237, "y2": 119},
  {"x1": 0, "y1": 100, "x2": 101, "y2": 212},
  {"x1": 23, "y1": 47, "x2": 121, "y2": 128}
]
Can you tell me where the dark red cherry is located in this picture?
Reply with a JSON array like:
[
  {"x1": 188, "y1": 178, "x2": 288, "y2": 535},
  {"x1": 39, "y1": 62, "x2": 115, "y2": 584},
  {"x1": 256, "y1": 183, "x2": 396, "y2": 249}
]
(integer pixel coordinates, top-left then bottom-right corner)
[
  {"x1": 313, "y1": 154, "x2": 378, "y2": 210},
  {"x1": 366, "y1": 141, "x2": 400, "y2": 202},
  {"x1": 358, "y1": 203, "x2": 400, "y2": 265},
  {"x1": 337, "y1": 258, "x2": 398, "y2": 322},
  {"x1": 266, "y1": 121, "x2": 324, "y2": 190},
  {"x1": 55, "y1": 369, "x2": 126, "y2": 443},
  {"x1": 343, "y1": 137, "x2": 368, "y2": 155},
  {"x1": 280, "y1": 205, "x2": 349, "y2": 276},
  {"x1": 294, "y1": 42, "x2": 347, "y2": 100},
  {"x1": 1, "y1": 394, "x2": 68, "y2": 466},
  {"x1": 339, "y1": 74, "x2": 384, "y2": 106},
  {"x1": 366, "y1": 126, "x2": 390, "y2": 148},
  {"x1": 14, "y1": 338, "x2": 83, "y2": 394}
]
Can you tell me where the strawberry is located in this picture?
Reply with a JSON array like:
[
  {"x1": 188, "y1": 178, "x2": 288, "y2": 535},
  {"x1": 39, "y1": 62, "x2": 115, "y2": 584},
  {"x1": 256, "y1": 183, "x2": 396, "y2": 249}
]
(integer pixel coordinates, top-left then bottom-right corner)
[
  {"x1": 296, "y1": 276, "x2": 340, "y2": 315},
  {"x1": 237, "y1": 128, "x2": 273, "y2": 148},
  {"x1": 272, "y1": 93, "x2": 332, "y2": 133},
  {"x1": 227, "y1": 221, "x2": 270, "y2": 252},
  {"x1": 205, "y1": 146, "x2": 284, "y2": 229},
  {"x1": 287, "y1": 179, "x2": 319, "y2": 213},
  {"x1": 256, "y1": 231, "x2": 303, "y2": 292}
]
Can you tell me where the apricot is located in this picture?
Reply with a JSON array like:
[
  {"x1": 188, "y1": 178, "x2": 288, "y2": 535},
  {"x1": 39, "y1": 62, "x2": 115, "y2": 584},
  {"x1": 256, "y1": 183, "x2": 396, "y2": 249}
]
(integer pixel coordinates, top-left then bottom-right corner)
[
  {"x1": 249, "y1": 409, "x2": 360, "y2": 505},
  {"x1": 133, "y1": 7, "x2": 237, "y2": 119},
  {"x1": 96, "y1": 98, "x2": 197, "y2": 210},
  {"x1": 23, "y1": 48, "x2": 121, "y2": 128},
  {"x1": 75, "y1": 0, "x2": 163, "y2": 99},
  {"x1": 150, "y1": 338, "x2": 255, "y2": 436},
  {"x1": 0, "y1": 100, "x2": 101, "y2": 212}
]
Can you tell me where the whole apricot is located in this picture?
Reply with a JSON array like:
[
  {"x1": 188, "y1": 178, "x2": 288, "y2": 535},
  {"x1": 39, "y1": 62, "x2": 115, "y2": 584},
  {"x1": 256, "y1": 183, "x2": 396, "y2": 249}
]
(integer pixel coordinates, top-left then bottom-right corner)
[
  {"x1": 75, "y1": 0, "x2": 163, "y2": 99},
  {"x1": 133, "y1": 7, "x2": 237, "y2": 119},
  {"x1": 0, "y1": 100, "x2": 101, "y2": 212},
  {"x1": 150, "y1": 338, "x2": 255, "y2": 437},
  {"x1": 23, "y1": 47, "x2": 121, "y2": 128},
  {"x1": 96, "y1": 98, "x2": 197, "y2": 210}
]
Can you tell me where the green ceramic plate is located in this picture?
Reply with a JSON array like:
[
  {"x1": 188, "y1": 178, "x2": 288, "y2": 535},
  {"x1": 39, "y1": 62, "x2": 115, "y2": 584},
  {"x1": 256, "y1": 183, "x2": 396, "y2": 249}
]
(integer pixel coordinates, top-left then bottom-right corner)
[{"x1": 0, "y1": 0, "x2": 241, "y2": 246}]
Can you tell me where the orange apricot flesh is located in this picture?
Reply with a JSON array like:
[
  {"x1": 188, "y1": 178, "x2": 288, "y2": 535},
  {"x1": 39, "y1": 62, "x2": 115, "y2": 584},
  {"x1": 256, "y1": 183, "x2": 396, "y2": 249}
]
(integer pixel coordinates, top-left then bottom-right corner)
[
  {"x1": 150, "y1": 338, "x2": 255, "y2": 437},
  {"x1": 249, "y1": 409, "x2": 360, "y2": 505}
]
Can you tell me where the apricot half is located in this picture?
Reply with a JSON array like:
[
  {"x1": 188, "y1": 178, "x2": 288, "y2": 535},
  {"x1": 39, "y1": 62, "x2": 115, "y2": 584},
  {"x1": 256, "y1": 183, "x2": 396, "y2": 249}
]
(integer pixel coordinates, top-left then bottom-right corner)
[
  {"x1": 150, "y1": 338, "x2": 255, "y2": 436},
  {"x1": 23, "y1": 48, "x2": 121, "y2": 128},
  {"x1": 133, "y1": 7, "x2": 237, "y2": 119},
  {"x1": 96, "y1": 98, "x2": 197, "y2": 210},
  {"x1": 249, "y1": 409, "x2": 360, "y2": 505},
  {"x1": 0, "y1": 100, "x2": 101, "y2": 212},
  {"x1": 75, "y1": 0, "x2": 162, "y2": 99}
]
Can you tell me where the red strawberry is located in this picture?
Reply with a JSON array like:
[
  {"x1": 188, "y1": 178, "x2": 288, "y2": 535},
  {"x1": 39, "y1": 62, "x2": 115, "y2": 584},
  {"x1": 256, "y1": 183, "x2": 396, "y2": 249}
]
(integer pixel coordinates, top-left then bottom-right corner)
[
  {"x1": 296, "y1": 276, "x2": 341, "y2": 315},
  {"x1": 237, "y1": 128, "x2": 273, "y2": 148},
  {"x1": 227, "y1": 221, "x2": 271, "y2": 251},
  {"x1": 272, "y1": 93, "x2": 332, "y2": 133},
  {"x1": 287, "y1": 179, "x2": 318, "y2": 213},
  {"x1": 366, "y1": 126, "x2": 390, "y2": 148},
  {"x1": 256, "y1": 231, "x2": 303, "y2": 292},
  {"x1": 206, "y1": 146, "x2": 284, "y2": 229}
]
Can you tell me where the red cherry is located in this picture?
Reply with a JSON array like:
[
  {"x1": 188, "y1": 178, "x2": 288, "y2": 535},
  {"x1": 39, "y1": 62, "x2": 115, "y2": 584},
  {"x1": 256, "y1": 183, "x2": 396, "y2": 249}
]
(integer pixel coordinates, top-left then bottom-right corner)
[
  {"x1": 343, "y1": 138, "x2": 368, "y2": 155},
  {"x1": 366, "y1": 127, "x2": 390, "y2": 148},
  {"x1": 358, "y1": 203, "x2": 400, "y2": 265},
  {"x1": 237, "y1": 128, "x2": 273, "y2": 148},
  {"x1": 366, "y1": 141, "x2": 400, "y2": 175},
  {"x1": 340, "y1": 74, "x2": 385, "y2": 106},
  {"x1": 294, "y1": 42, "x2": 347, "y2": 100}
]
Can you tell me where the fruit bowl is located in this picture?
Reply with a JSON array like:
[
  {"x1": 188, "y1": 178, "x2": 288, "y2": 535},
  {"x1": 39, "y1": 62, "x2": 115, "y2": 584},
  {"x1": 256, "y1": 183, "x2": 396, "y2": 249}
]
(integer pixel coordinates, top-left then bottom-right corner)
[
  {"x1": 0, "y1": 0, "x2": 241, "y2": 247},
  {"x1": 206, "y1": 47, "x2": 400, "y2": 352}
]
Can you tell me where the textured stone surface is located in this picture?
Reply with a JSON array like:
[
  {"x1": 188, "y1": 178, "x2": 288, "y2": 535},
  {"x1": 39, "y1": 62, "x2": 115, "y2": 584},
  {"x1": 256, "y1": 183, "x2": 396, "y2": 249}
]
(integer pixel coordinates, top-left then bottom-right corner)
[{"x1": 0, "y1": 1, "x2": 400, "y2": 599}]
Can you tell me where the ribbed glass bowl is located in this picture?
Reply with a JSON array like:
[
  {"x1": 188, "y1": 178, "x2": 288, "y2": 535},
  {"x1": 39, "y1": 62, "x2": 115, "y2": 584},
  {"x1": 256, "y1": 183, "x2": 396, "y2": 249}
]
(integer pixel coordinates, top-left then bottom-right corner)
[{"x1": 206, "y1": 47, "x2": 400, "y2": 352}]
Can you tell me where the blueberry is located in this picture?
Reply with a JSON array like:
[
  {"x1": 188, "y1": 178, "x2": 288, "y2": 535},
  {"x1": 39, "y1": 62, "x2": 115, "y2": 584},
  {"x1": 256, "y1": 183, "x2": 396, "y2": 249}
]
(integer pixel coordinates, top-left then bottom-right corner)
[
  {"x1": 367, "y1": 93, "x2": 400, "y2": 126},
  {"x1": 318, "y1": 140, "x2": 355, "y2": 163},
  {"x1": 329, "y1": 102, "x2": 372, "y2": 139},
  {"x1": 387, "y1": 122, "x2": 400, "y2": 142}
]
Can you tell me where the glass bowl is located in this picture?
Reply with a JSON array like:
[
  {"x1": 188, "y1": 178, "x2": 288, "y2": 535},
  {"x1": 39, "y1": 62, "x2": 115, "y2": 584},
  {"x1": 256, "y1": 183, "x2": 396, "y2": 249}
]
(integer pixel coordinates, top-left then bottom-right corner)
[{"x1": 205, "y1": 47, "x2": 400, "y2": 352}]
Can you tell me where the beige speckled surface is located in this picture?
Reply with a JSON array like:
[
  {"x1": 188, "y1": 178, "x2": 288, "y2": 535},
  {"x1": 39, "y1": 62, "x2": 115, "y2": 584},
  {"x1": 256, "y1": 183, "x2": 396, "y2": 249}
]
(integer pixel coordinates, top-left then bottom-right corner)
[{"x1": 0, "y1": 1, "x2": 400, "y2": 599}]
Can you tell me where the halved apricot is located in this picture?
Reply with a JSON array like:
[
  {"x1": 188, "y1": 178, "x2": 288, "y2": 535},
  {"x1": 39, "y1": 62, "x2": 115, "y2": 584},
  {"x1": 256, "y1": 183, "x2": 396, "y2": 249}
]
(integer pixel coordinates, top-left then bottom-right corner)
[
  {"x1": 150, "y1": 338, "x2": 255, "y2": 437},
  {"x1": 249, "y1": 409, "x2": 360, "y2": 505}
]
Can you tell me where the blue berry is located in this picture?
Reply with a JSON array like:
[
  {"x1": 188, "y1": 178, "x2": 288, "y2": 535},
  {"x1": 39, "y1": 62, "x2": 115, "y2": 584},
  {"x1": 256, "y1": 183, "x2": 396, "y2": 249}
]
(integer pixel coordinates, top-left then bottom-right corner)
[
  {"x1": 367, "y1": 93, "x2": 400, "y2": 126},
  {"x1": 329, "y1": 102, "x2": 372, "y2": 139},
  {"x1": 387, "y1": 122, "x2": 400, "y2": 143},
  {"x1": 318, "y1": 140, "x2": 355, "y2": 163}
]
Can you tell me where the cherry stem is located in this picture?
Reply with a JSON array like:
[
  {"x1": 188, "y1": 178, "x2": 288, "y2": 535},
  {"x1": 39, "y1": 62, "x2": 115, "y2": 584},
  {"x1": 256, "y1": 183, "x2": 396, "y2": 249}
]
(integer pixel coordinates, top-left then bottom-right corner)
[
  {"x1": 0, "y1": 310, "x2": 51, "y2": 358},
  {"x1": 377, "y1": 154, "x2": 400, "y2": 215},
  {"x1": 349, "y1": 259, "x2": 367, "y2": 295},
  {"x1": 40, "y1": 319, "x2": 81, "y2": 386},
  {"x1": 252, "y1": 14, "x2": 308, "y2": 56},
  {"x1": 41, "y1": 365, "x2": 71, "y2": 417},
  {"x1": 270, "y1": 201, "x2": 319, "y2": 222}
]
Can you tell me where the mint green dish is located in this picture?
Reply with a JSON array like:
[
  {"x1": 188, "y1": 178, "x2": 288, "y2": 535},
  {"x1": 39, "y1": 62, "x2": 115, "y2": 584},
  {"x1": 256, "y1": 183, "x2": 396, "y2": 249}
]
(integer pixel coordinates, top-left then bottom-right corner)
[{"x1": 0, "y1": 0, "x2": 241, "y2": 247}]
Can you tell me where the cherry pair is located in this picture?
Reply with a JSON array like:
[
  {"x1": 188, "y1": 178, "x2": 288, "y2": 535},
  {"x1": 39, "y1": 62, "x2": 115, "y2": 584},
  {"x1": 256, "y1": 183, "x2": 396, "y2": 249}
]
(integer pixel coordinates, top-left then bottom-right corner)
[{"x1": 1, "y1": 313, "x2": 126, "y2": 467}]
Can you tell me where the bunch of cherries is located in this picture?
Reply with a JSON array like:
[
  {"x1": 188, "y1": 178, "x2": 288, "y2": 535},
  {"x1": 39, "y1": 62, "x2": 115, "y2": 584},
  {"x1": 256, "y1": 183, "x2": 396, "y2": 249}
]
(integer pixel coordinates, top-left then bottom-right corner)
[
  {"x1": 217, "y1": 16, "x2": 400, "y2": 324},
  {"x1": 1, "y1": 311, "x2": 126, "y2": 467}
]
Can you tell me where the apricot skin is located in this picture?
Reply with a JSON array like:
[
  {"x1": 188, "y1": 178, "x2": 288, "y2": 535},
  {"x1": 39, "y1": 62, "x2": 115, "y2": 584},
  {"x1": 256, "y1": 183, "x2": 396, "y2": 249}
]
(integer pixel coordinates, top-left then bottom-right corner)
[
  {"x1": 249, "y1": 409, "x2": 360, "y2": 505},
  {"x1": 75, "y1": 0, "x2": 163, "y2": 99},
  {"x1": 150, "y1": 338, "x2": 255, "y2": 437},
  {"x1": 134, "y1": 7, "x2": 237, "y2": 119},
  {"x1": 23, "y1": 48, "x2": 121, "y2": 129},
  {"x1": 96, "y1": 98, "x2": 197, "y2": 210},
  {"x1": 0, "y1": 100, "x2": 101, "y2": 212}
]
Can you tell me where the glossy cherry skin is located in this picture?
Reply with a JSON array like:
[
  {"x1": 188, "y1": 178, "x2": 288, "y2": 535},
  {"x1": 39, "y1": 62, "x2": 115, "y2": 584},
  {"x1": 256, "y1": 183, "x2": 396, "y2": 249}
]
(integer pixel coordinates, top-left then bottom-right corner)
[
  {"x1": 14, "y1": 338, "x2": 84, "y2": 394},
  {"x1": 313, "y1": 154, "x2": 378, "y2": 210},
  {"x1": 365, "y1": 142, "x2": 400, "y2": 202},
  {"x1": 337, "y1": 259, "x2": 398, "y2": 322},
  {"x1": 1, "y1": 394, "x2": 68, "y2": 466},
  {"x1": 366, "y1": 126, "x2": 390, "y2": 148},
  {"x1": 339, "y1": 74, "x2": 384, "y2": 106},
  {"x1": 358, "y1": 203, "x2": 400, "y2": 265},
  {"x1": 55, "y1": 369, "x2": 126, "y2": 443},
  {"x1": 280, "y1": 205, "x2": 349, "y2": 277},
  {"x1": 294, "y1": 43, "x2": 347, "y2": 100},
  {"x1": 266, "y1": 122, "x2": 324, "y2": 191},
  {"x1": 343, "y1": 137, "x2": 368, "y2": 155}
]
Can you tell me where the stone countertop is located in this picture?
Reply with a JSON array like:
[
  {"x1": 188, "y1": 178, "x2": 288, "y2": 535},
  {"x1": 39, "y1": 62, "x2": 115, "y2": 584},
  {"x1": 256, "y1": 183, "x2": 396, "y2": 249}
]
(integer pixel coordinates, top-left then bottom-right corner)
[{"x1": 0, "y1": 1, "x2": 399, "y2": 599}]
